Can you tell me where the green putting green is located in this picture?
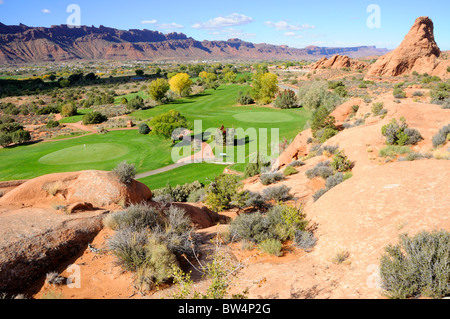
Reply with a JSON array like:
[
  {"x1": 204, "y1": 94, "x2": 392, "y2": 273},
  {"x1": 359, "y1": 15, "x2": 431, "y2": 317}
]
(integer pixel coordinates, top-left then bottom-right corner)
[
  {"x1": 232, "y1": 111, "x2": 294, "y2": 123},
  {"x1": 39, "y1": 143, "x2": 129, "y2": 165}
]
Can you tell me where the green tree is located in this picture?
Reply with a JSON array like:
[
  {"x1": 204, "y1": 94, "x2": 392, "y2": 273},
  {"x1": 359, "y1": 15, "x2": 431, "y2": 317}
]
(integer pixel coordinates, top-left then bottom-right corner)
[
  {"x1": 149, "y1": 78, "x2": 170, "y2": 102},
  {"x1": 149, "y1": 110, "x2": 188, "y2": 139}
]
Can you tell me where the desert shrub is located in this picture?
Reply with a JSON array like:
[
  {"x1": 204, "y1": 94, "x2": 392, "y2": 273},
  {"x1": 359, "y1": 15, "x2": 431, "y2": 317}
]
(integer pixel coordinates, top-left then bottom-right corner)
[
  {"x1": 258, "y1": 239, "x2": 283, "y2": 256},
  {"x1": 382, "y1": 118, "x2": 423, "y2": 146},
  {"x1": 259, "y1": 172, "x2": 284, "y2": 185},
  {"x1": 305, "y1": 161, "x2": 333, "y2": 180},
  {"x1": 205, "y1": 174, "x2": 246, "y2": 212},
  {"x1": 243, "y1": 153, "x2": 270, "y2": 178},
  {"x1": 287, "y1": 160, "x2": 305, "y2": 168},
  {"x1": 262, "y1": 185, "x2": 292, "y2": 202},
  {"x1": 153, "y1": 181, "x2": 204, "y2": 203},
  {"x1": 127, "y1": 96, "x2": 145, "y2": 110},
  {"x1": 186, "y1": 188, "x2": 206, "y2": 203},
  {"x1": 432, "y1": 124, "x2": 450, "y2": 148},
  {"x1": 334, "y1": 86, "x2": 348, "y2": 97},
  {"x1": 112, "y1": 161, "x2": 136, "y2": 184},
  {"x1": 325, "y1": 172, "x2": 344, "y2": 189},
  {"x1": 312, "y1": 188, "x2": 328, "y2": 202},
  {"x1": 236, "y1": 91, "x2": 254, "y2": 105},
  {"x1": 327, "y1": 81, "x2": 345, "y2": 90},
  {"x1": 331, "y1": 150, "x2": 353, "y2": 172},
  {"x1": 230, "y1": 204, "x2": 307, "y2": 244},
  {"x1": 0, "y1": 133, "x2": 12, "y2": 147},
  {"x1": 297, "y1": 81, "x2": 343, "y2": 112},
  {"x1": 61, "y1": 103, "x2": 77, "y2": 117},
  {"x1": 82, "y1": 111, "x2": 107, "y2": 125},
  {"x1": 108, "y1": 228, "x2": 150, "y2": 271},
  {"x1": 405, "y1": 152, "x2": 433, "y2": 161},
  {"x1": 310, "y1": 106, "x2": 338, "y2": 139},
  {"x1": 283, "y1": 166, "x2": 298, "y2": 176},
  {"x1": 315, "y1": 127, "x2": 339, "y2": 143},
  {"x1": 412, "y1": 91, "x2": 423, "y2": 97},
  {"x1": 242, "y1": 191, "x2": 269, "y2": 211},
  {"x1": 134, "y1": 239, "x2": 178, "y2": 292},
  {"x1": 332, "y1": 250, "x2": 350, "y2": 264},
  {"x1": 379, "y1": 230, "x2": 450, "y2": 299},
  {"x1": 46, "y1": 120, "x2": 60, "y2": 128},
  {"x1": 378, "y1": 145, "x2": 412, "y2": 158},
  {"x1": 273, "y1": 89, "x2": 298, "y2": 109},
  {"x1": 294, "y1": 230, "x2": 317, "y2": 251},
  {"x1": 393, "y1": 87, "x2": 406, "y2": 99},
  {"x1": 371, "y1": 102, "x2": 385, "y2": 116},
  {"x1": 138, "y1": 123, "x2": 151, "y2": 135},
  {"x1": 45, "y1": 272, "x2": 65, "y2": 286},
  {"x1": 104, "y1": 203, "x2": 163, "y2": 231}
]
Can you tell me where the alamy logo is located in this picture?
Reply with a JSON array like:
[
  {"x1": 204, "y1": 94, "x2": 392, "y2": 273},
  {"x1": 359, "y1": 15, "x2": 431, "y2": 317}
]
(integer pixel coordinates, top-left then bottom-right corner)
[{"x1": 367, "y1": 4, "x2": 381, "y2": 29}]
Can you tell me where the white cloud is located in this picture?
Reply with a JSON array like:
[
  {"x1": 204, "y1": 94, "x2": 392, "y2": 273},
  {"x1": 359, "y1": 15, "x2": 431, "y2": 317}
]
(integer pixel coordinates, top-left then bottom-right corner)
[
  {"x1": 209, "y1": 27, "x2": 255, "y2": 39},
  {"x1": 265, "y1": 20, "x2": 315, "y2": 31},
  {"x1": 157, "y1": 22, "x2": 184, "y2": 30},
  {"x1": 42, "y1": 9, "x2": 51, "y2": 13},
  {"x1": 192, "y1": 13, "x2": 253, "y2": 30},
  {"x1": 141, "y1": 20, "x2": 158, "y2": 24}
]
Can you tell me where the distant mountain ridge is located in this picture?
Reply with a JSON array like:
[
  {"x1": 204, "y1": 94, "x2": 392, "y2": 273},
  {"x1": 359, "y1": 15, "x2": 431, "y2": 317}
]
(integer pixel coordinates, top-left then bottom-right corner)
[{"x1": 0, "y1": 23, "x2": 390, "y2": 64}]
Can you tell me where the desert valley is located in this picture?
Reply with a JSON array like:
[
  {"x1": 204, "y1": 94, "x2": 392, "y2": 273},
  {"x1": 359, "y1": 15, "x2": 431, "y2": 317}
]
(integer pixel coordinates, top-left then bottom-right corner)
[{"x1": 0, "y1": 2, "x2": 449, "y2": 304}]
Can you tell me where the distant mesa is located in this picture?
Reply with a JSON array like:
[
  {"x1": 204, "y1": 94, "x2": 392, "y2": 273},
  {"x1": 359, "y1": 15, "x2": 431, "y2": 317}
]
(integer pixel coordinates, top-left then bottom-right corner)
[{"x1": 0, "y1": 22, "x2": 389, "y2": 64}]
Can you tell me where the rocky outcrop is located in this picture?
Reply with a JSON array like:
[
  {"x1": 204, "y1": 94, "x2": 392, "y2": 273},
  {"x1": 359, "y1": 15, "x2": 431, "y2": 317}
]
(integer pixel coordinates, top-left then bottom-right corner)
[
  {"x1": 310, "y1": 55, "x2": 369, "y2": 70},
  {"x1": 0, "y1": 170, "x2": 152, "y2": 209},
  {"x1": 366, "y1": 17, "x2": 442, "y2": 77}
]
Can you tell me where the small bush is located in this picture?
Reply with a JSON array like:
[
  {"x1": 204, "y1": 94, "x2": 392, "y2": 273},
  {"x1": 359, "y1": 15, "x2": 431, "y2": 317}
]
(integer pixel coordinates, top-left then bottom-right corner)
[
  {"x1": 294, "y1": 230, "x2": 317, "y2": 252},
  {"x1": 46, "y1": 120, "x2": 60, "y2": 128},
  {"x1": 287, "y1": 160, "x2": 305, "y2": 168},
  {"x1": 305, "y1": 161, "x2": 333, "y2": 180},
  {"x1": 82, "y1": 111, "x2": 107, "y2": 125},
  {"x1": 258, "y1": 239, "x2": 283, "y2": 257},
  {"x1": 371, "y1": 102, "x2": 385, "y2": 116},
  {"x1": 283, "y1": 166, "x2": 298, "y2": 176},
  {"x1": 378, "y1": 145, "x2": 412, "y2": 158},
  {"x1": 312, "y1": 188, "x2": 328, "y2": 202},
  {"x1": 393, "y1": 88, "x2": 406, "y2": 99},
  {"x1": 273, "y1": 89, "x2": 298, "y2": 109},
  {"x1": 382, "y1": 118, "x2": 423, "y2": 146},
  {"x1": 262, "y1": 185, "x2": 292, "y2": 202},
  {"x1": 260, "y1": 172, "x2": 284, "y2": 185},
  {"x1": 237, "y1": 91, "x2": 254, "y2": 105},
  {"x1": 45, "y1": 272, "x2": 65, "y2": 285},
  {"x1": 432, "y1": 124, "x2": 450, "y2": 148},
  {"x1": 205, "y1": 174, "x2": 246, "y2": 212},
  {"x1": 112, "y1": 161, "x2": 136, "y2": 184},
  {"x1": 138, "y1": 123, "x2": 151, "y2": 135},
  {"x1": 380, "y1": 230, "x2": 450, "y2": 299},
  {"x1": 325, "y1": 172, "x2": 344, "y2": 189},
  {"x1": 330, "y1": 150, "x2": 353, "y2": 172},
  {"x1": 332, "y1": 250, "x2": 350, "y2": 264}
]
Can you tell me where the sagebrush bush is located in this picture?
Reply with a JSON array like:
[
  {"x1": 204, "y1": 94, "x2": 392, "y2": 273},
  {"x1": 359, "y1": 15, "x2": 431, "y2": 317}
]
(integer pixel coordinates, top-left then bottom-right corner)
[
  {"x1": 380, "y1": 230, "x2": 450, "y2": 299},
  {"x1": 283, "y1": 166, "x2": 298, "y2": 176},
  {"x1": 273, "y1": 89, "x2": 298, "y2": 109},
  {"x1": 325, "y1": 172, "x2": 344, "y2": 189},
  {"x1": 382, "y1": 118, "x2": 423, "y2": 146},
  {"x1": 312, "y1": 188, "x2": 328, "y2": 202},
  {"x1": 378, "y1": 145, "x2": 412, "y2": 158},
  {"x1": 258, "y1": 239, "x2": 283, "y2": 256},
  {"x1": 230, "y1": 204, "x2": 307, "y2": 244},
  {"x1": 432, "y1": 124, "x2": 450, "y2": 148},
  {"x1": 260, "y1": 172, "x2": 284, "y2": 185},
  {"x1": 262, "y1": 185, "x2": 292, "y2": 202},
  {"x1": 295, "y1": 230, "x2": 317, "y2": 252},
  {"x1": 205, "y1": 174, "x2": 246, "y2": 212},
  {"x1": 305, "y1": 161, "x2": 333, "y2": 180},
  {"x1": 112, "y1": 161, "x2": 136, "y2": 184},
  {"x1": 287, "y1": 160, "x2": 305, "y2": 168},
  {"x1": 331, "y1": 150, "x2": 353, "y2": 172}
]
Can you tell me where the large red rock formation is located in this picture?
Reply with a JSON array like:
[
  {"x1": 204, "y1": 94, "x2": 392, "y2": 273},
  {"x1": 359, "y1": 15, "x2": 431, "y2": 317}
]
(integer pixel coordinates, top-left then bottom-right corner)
[
  {"x1": 366, "y1": 17, "x2": 442, "y2": 77},
  {"x1": 310, "y1": 55, "x2": 369, "y2": 70}
]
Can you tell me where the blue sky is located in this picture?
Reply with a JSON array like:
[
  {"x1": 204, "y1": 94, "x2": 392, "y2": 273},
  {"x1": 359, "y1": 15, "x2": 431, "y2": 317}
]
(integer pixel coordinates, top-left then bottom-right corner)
[{"x1": 0, "y1": 0, "x2": 449, "y2": 50}]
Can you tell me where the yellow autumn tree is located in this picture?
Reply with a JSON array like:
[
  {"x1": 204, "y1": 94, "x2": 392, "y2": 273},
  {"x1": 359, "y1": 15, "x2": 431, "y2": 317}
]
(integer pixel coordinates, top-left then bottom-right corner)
[{"x1": 169, "y1": 73, "x2": 193, "y2": 97}]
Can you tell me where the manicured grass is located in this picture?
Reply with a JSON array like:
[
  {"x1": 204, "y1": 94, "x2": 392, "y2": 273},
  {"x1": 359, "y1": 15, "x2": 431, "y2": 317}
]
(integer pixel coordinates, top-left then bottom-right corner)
[
  {"x1": 1, "y1": 84, "x2": 311, "y2": 183},
  {"x1": 59, "y1": 108, "x2": 92, "y2": 123},
  {"x1": 0, "y1": 130, "x2": 174, "y2": 181},
  {"x1": 138, "y1": 163, "x2": 227, "y2": 190},
  {"x1": 114, "y1": 91, "x2": 149, "y2": 105}
]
